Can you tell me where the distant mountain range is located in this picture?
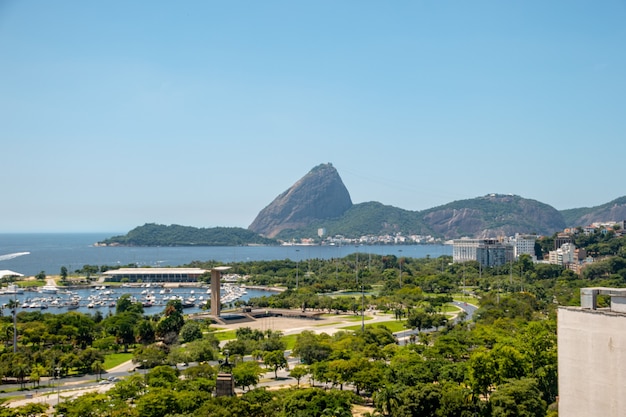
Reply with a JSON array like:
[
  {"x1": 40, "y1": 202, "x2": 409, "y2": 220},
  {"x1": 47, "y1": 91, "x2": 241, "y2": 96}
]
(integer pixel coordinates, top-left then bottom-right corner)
[
  {"x1": 103, "y1": 164, "x2": 626, "y2": 246},
  {"x1": 248, "y1": 163, "x2": 626, "y2": 240}
]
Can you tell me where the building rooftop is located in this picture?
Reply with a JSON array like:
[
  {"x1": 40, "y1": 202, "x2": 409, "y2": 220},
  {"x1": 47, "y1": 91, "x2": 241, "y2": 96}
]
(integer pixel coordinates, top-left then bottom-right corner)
[
  {"x1": 103, "y1": 267, "x2": 207, "y2": 275},
  {"x1": 579, "y1": 287, "x2": 626, "y2": 314}
]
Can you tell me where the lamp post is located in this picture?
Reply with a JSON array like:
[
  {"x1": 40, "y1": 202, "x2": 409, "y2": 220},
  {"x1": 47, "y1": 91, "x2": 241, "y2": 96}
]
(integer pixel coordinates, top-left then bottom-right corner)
[
  {"x1": 55, "y1": 367, "x2": 60, "y2": 405},
  {"x1": 295, "y1": 249, "x2": 300, "y2": 290},
  {"x1": 355, "y1": 246, "x2": 364, "y2": 332},
  {"x1": 398, "y1": 249, "x2": 403, "y2": 287}
]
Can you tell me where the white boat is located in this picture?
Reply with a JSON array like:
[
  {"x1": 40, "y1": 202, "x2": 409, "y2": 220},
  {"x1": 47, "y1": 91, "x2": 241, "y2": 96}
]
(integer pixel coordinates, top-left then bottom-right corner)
[
  {"x1": 4, "y1": 284, "x2": 24, "y2": 294},
  {"x1": 40, "y1": 285, "x2": 59, "y2": 294}
]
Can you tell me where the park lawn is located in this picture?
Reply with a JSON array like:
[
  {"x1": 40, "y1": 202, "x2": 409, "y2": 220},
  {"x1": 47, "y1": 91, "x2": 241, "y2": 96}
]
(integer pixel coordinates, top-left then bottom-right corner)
[
  {"x1": 314, "y1": 322, "x2": 340, "y2": 327},
  {"x1": 340, "y1": 319, "x2": 408, "y2": 333},
  {"x1": 282, "y1": 334, "x2": 298, "y2": 351},
  {"x1": 17, "y1": 279, "x2": 45, "y2": 288},
  {"x1": 452, "y1": 293, "x2": 477, "y2": 303},
  {"x1": 441, "y1": 304, "x2": 460, "y2": 313},
  {"x1": 103, "y1": 353, "x2": 134, "y2": 370},
  {"x1": 213, "y1": 330, "x2": 238, "y2": 342},
  {"x1": 342, "y1": 315, "x2": 375, "y2": 322}
]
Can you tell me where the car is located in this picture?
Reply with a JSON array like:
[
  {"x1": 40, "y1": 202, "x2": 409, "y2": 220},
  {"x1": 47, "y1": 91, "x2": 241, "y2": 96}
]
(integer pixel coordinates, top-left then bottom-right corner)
[
  {"x1": 107, "y1": 376, "x2": 120, "y2": 382},
  {"x1": 98, "y1": 380, "x2": 111, "y2": 385}
]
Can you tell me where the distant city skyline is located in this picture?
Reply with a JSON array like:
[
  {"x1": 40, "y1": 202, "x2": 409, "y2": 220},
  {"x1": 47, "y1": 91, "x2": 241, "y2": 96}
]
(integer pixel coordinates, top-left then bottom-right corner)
[{"x1": 1, "y1": 1, "x2": 625, "y2": 233}]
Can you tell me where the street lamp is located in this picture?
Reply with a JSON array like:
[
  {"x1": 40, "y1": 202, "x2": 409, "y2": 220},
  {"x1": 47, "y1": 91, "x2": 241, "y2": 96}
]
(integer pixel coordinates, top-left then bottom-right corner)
[
  {"x1": 54, "y1": 367, "x2": 60, "y2": 405},
  {"x1": 355, "y1": 246, "x2": 364, "y2": 332},
  {"x1": 398, "y1": 249, "x2": 403, "y2": 287},
  {"x1": 295, "y1": 249, "x2": 300, "y2": 290}
]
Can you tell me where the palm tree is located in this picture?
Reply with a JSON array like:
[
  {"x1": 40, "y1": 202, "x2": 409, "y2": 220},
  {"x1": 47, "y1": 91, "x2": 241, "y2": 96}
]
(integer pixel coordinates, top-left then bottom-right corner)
[
  {"x1": 14, "y1": 362, "x2": 30, "y2": 388},
  {"x1": 373, "y1": 384, "x2": 401, "y2": 417},
  {"x1": 7, "y1": 299, "x2": 19, "y2": 352},
  {"x1": 91, "y1": 361, "x2": 105, "y2": 381}
]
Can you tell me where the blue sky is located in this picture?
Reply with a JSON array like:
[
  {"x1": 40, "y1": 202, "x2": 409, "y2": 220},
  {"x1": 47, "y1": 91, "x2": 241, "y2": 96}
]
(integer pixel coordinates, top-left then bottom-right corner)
[{"x1": 1, "y1": 1, "x2": 625, "y2": 233}]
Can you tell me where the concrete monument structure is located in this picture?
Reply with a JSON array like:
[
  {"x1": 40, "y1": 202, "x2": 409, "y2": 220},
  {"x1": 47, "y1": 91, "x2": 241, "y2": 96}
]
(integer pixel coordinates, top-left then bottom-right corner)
[{"x1": 210, "y1": 266, "x2": 231, "y2": 317}]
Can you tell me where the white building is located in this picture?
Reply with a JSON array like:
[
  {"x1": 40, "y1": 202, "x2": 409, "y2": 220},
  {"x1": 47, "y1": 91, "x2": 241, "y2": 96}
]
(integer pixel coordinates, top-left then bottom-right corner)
[
  {"x1": 512, "y1": 233, "x2": 537, "y2": 260},
  {"x1": 452, "y1": 238, "x2": 514, "y2": 267},
  {"x1": 548, "y1": 242, "x2": 575, "y2": 266},
  {"x1": 452, "y1": 239, "x2": 481, "y2": 263},
  {"x1": 558, "y1": 288, "x2": 626, "y2": 417}
]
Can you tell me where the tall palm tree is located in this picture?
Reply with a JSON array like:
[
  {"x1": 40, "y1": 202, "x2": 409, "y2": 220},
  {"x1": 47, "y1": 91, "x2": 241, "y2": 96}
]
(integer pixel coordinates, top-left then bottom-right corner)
[
  {"x1": 373, "y1": 384, "x2": 401, "y2": 417},
  {"x1": 7, "y1": 299, "x2": 19, "y2": 352},
  {"x1": 14, "y1": 362, "x2": 30, "y2": 388},
  {"x1": 92, "y1": 361, "x2": 105, "y2": 381}
]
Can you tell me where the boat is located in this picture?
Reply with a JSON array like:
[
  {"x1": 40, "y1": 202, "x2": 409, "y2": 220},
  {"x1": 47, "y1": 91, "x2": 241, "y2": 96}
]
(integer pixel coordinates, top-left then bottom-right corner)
[
  {"x1": 4, "y1": 284, "x2": 24, "y2": 294},
  {"x1": 181, "y1": 299, "x2": 195, "y2": 308},
  {"x1": 40, "y1": 284, "x2": 59, "y2": 294}
]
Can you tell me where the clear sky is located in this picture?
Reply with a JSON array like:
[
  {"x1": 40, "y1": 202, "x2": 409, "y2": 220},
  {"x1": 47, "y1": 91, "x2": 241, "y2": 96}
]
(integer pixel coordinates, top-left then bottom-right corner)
[{"x1": 1, "y1": 1, "x2": 625, "y2": 233}]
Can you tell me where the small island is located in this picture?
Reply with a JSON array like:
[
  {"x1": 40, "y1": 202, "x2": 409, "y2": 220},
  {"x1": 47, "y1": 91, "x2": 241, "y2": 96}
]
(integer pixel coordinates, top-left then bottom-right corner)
[{"x1": 98, "y1": 223, "x2": 278, "y2": 247}]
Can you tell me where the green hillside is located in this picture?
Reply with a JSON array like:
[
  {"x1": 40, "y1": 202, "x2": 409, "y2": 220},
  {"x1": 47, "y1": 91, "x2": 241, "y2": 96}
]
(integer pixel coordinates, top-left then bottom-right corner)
[
  {"x1": 276, "y1": 202, "x2": 429, "y2": 240},
  {"x1": 100, "y1": 223, "x2": 278, "y2": 246}
]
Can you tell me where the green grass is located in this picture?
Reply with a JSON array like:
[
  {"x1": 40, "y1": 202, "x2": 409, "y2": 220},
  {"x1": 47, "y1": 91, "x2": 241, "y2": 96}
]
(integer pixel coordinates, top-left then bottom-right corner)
[
  {"x1": 103, "y1": 352, "x2": 134, "y2": 370},
  {"x1": 440, "y1": 304, "x2": 460, "y2": 313},
  {"x1": 213, "y1": 330, "x2": 238, "y2": 342},
  {"x1": 17, "y1": 280, "x2": 45, "y2": 288},
  {"x1": 282, "y1": 334, "x2": 298, "y2": 351},
  {"x1": 342, "y1": 315, "x2": 375, "y2": 322},
  {"x1": 314, "y1": 322, "x2": 341, "y2": 327},
  {"x1": 340, "y1": 319, "x2": 408, "y2": 333},
  {"x1": 452, "y1": 293, "x2": 478, "y2": 303}
]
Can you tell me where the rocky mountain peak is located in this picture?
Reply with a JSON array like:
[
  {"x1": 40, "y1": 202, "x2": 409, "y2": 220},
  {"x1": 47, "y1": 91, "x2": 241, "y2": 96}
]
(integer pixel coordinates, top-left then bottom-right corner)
[{"x1": 248, "y1": 163, "x2": 353, "y2": 238}]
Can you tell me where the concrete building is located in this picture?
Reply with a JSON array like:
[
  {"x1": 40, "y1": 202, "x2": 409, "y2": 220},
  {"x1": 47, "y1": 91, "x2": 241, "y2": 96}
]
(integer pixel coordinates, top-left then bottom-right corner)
[
  {"x1": 555, "y1": 233, "x2": 573, "y2": 249},
  {"x1": 452, "y1": 238, "x2": 514, "y2": 267},
  {"x1": 549, "y1": 243, "x2": 576, "y2": 266},
  {"x1": 453, "y1": 239, "x2": 481, "y2": 263},
  {"x1": 512, "y1": 233, "x2": 537, "y2": 260},
  {"x1": 103, "y1": 267, "x2": 207, "y2": 283},
  {"x1": 558, "y1": 288, "x2": 626, "y2": 417}
]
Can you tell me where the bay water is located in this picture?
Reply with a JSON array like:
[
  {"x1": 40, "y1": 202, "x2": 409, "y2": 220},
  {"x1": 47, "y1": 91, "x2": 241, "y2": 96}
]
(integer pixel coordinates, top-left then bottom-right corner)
[{"x1": 0, "y1": 233, "x2": 451, "y2": 277}]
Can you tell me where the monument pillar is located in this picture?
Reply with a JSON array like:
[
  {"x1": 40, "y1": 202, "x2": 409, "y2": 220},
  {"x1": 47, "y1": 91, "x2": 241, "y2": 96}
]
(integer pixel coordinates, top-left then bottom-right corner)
[{"x1": 210, "y1": 266, "x2": 231, "y2": 317}]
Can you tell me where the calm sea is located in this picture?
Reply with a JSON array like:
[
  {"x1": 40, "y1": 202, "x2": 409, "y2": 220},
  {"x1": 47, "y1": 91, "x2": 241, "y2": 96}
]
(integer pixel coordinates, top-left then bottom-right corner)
[{"x1": 0, "y1": 233, "x2": 451, "y2": 277}]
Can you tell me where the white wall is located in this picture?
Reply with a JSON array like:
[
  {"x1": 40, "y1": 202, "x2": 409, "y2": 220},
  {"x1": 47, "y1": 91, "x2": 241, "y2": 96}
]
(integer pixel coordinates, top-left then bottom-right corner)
[{"x1": 558, "y1": 308, "x2": 626, "y2": 417}]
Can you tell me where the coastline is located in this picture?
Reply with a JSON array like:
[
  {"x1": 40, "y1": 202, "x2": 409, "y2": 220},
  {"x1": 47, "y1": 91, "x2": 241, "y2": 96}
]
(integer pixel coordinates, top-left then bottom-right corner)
[{"x1": 242, "y1": 284, "x2": 286, "y2": 293}]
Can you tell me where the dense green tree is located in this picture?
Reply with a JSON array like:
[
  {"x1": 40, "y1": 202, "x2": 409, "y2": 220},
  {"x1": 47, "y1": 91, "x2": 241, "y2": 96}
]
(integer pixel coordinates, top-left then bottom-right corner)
[
  {"x1": 281, "y1": 388, "x2": 354, "y2": 417},
  {"x1": 232, "y1": 360, "x2": 263, "y2": 391},
  {"x1": 156, "y1": 299, "x2": 184, "y2": 344},
  {"x1": 395, "y1": 383, "x2": 442, "y2": 417},
  {"x1": 289, "y1": 365, "x2": 309, "y2": 387},
  {"x1": 263, "y1": 349, "x2": 288, "y2": 379},
  {"x1": 57, "y1": 393, "x2": 137, "y2": 417},
  {"x1": 60, "y1": 266, "x2": 68, "y2": 281},
  {"x1": 179, "y1": 320, "x2": 203, "y2": 343},
  {"x1": 489, "y1": 378, "x2": 547, "y2": 417},
  {"x1": 293, "y1": 331, "x2": 332, "y2": 364},
  {"x1": 135, "y1": 387, "x2": 180, "y2": 417}
]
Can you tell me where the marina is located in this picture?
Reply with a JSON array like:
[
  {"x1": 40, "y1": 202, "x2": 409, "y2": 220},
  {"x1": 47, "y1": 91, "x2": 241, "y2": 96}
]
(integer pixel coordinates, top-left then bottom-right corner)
[{"x1": 0, "y1": 283, "x2": 267, "y2": 316}]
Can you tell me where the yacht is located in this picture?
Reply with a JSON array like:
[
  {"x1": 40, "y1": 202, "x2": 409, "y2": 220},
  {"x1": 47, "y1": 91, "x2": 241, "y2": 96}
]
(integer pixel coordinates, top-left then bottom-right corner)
[
  {"x1": 4, "y1": 284, "x2": 24, "y2": 294},
  {"x1": 40, "y1": 284, "x2": 59, "y2": 294}
]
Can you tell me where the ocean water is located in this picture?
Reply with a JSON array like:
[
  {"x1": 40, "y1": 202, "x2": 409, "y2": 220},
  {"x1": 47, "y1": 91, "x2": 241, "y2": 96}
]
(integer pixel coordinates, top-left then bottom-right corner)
[{"x1": 0, "y1": 233, "x2": 451, "y2": 277}]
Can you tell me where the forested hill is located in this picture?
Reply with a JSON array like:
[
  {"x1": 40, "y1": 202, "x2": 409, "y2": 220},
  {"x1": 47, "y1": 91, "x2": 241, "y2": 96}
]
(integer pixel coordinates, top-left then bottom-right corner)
[
  {"x1": 275, "y1": 195, "x2": 567, "y2": 241},
  {"x1": 561, "y1": 196, "x2": 626, "y2": 227},
  {"x1": 98, "y1": 223, "x2": 278, "y2": 246}
]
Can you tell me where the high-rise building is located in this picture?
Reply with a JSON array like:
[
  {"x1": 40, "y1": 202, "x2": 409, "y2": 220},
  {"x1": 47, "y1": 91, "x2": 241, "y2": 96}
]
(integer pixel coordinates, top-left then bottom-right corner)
[
  {"x1": 513, "y1": 233, "x2": 537, "y2": 260},
  {"x1": 452, "y1": 238, "x2": 514, "y2": 267}
]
